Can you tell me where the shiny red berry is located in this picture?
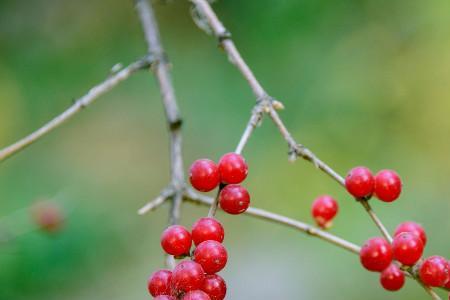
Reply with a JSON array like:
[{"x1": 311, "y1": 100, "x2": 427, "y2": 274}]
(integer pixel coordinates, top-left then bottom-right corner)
[
  {"x1": 392, "y1": 232, "x2": 423, "y2": 266},
  {"x1": 394, "y1": 221, "x2": 427, "y2": 246},
  {"x1": 345, "y1": 167, "x2": 374, "y2": 198},
  {"x1": 192, "y1": 217, "x2": 225, "y2": 246},
  {"x1": 193, "y1": 240, "x2": 228, "y2": 274},
  {"x1": 219, "y1": 184, "x2": 250, "y2": 215},
  {"x1": 182, "y1": 290, "x2": 211, "y2": 300},
  {"x1": 171, "y1": 261, "x2": 205, "y2": 293},
  {"x1": 360, "y1": 237, "x2": 393, "y2": 272},
  {"x1": 201, "y1": 274, "x2": 227, "y2": 300},
  {"x1": 148, "y1": 269, "x2": 172, "y2": 296},
  {"x1": 311, "y1": 195, "x2": 339, "y2": 229},
  {"x1": 190, "y1": 159, "x2": 220, "y2": 192},
  {"x1": 374, "y1": 170, "x2": 402, "y2": 202},
  {"x1": 419, "y1": 256, "x2": 450, "y2": 287},
  {"x1": 154, "y1": 296, "x2": 176, "y2": 300},
  {"x1": 218, "y1": 153, "x2": 248, "y2": 184},
  {"x1": 380, "y1": 264, "x2": 405, "y2": 291},
  {"x1": 161, "y1": 225, "x2": 192, "y2": 256}
]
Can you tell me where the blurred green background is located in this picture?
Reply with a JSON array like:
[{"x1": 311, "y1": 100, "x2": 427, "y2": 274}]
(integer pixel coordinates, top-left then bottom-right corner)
[{"x1": 1, "y1": 0, "x2": 450, "y2": 299}]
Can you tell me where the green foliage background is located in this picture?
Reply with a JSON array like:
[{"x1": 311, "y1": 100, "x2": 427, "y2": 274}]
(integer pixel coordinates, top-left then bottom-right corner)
[{"x1": 0, "y1": 0, "x2": 450, "y2": 299}]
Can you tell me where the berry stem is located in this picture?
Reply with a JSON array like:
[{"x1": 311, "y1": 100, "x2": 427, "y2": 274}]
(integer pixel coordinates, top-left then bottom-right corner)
[
  {"x1": 360, "y1": 199, "x2": 393, "y2": 243},
  {"x1": 207, "y1": 183, "x2": 226, "y2": 217}
]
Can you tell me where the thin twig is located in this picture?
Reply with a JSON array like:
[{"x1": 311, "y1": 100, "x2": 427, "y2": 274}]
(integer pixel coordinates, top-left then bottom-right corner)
[
  {"x1": 135, "y1": 0, "x2": 185, "y2": 228},
  {"x1": 235, "y1": 103, "x2": 265, "y2": 155},
  {"x1": 138, "y1": 187, "x2": 173, "y2": 215},
  {"x1": 186, "y1": 188, "x2": 358, "y2": 254},
  {"x1": 0, "y1": 57, "x2": 151, "y2": 163}
]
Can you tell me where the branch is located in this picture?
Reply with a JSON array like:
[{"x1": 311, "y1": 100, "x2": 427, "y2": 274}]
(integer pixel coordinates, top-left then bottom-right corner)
[
  {"x1": 135, "y1": 0, "x2": 185, "y2": 231},
  {"x1": 0, "y1": 57, "x2": 152, "y2": 163},
  {"x1": 185, "y1": 188, "x2": 360, "y2": 254}
]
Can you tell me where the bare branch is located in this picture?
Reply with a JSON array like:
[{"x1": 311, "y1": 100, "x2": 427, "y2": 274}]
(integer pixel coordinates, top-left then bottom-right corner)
[
  {"x1": 135, "y1": 0, "x2": 185, "y2": 228},
  {"x1": 138, "y1": 187, "x2": 173, "y2": 215},
  {"x1": 0, "y1": 57, "x2": 151, "y2": 163},
  {"x1": 235, "y1": 103, "x2": 265, "y2": 155},
  {"x1": 186, "y1": 188, "x2": 359, "y2": 255}
]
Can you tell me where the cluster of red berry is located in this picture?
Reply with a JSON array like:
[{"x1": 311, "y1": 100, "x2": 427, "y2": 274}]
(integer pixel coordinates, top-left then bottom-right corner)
[
  {"x1": 309, "y1": 167, "x2": 402, "y2": 229},
  {"x1": 310, "y1": 166, "x2": 449, "y2": 293},
  {"x1": 147, "y1": 153, "x2": 249, "y2": 299},
  {"x1": 189, "y1": 153, "x2": 250, "y2": 214},
  {"x1": 345, "y1": 167, "x2": 449, "y2": 292}
]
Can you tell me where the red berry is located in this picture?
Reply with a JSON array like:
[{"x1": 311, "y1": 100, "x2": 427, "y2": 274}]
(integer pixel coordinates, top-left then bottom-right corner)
[
  {"x1": 190, "y1": 159, "x2": 220, "y2": 192},
  {"x1": 201, "y1": 274, "x2": 227, "y2": 300},
  {"x1": 394, "y1": 221, "x2": 427, "y2": 246},
  {"x1": 154, "y1": 296, "x2": 176, "y2": 300},
  {"x1": 311, "y1": 195, "x2": 339, "y2": 229},
  {"x1": 148, "y1": 269, "x2": 172, "y2": 296},
  {"x1": 419, "y1": 256, "x2": 450, "y2": 287},
  {"x1": 345, "y1": 167, "x2": 374, "y2": 198},
  {"x1": 392, "y1": 232, "x2": 424, "y2": 266},
  {"x1": 218, "y1": 153, "x2": 248, "y2": 184},
  {"x1": 219, "y1": 184, "x2": 250, "y2": 215},
  {"x1": 360, "y1": 237, "x2": 393, "y2": 272},
  {"x1": 380, "y1": 264, "x2": 405, "y2": 291},
  {"x1": 161, "y1": 225, "x2": 192, "y2": 256},
  {"x1": 192, "y1": 218, "x2": 225, "y2": 246},
  {"x1": 171, "y1": 261, "x2": 205, "y2": 293},
  {"x1": 32, "y1": 201, "x2": 64, "y2": 233},
  {"x1": 374, "y1": 170, "x2": 402, "y2": 202},
  {"x1": 182, "y1": 290, "x2": 211, "y2": 300},
  {"x1": 193, "y1": 240, "x2": 228, "y2": 274}
]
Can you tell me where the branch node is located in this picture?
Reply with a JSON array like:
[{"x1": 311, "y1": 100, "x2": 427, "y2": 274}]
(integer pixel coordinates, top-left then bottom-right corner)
[
  {"x1": 169, "y1": 118, "x2": 183, "y2": 130},
  {"x1": 217, "y1": 30, "x2": 232, "y2": 43}
]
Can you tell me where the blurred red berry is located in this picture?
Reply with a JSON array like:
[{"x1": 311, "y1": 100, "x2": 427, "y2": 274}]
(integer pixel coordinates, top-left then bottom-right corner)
[
  {"x1": 394, "y1": 221, "x2": 427, "y2": 246},
  {"x1": 193, "y1": 240, "x2": 228, "y2": 274},
  {"x1": 380, "y1": 264, "x2": 405, "y2": 291},
  {"x1": 192, "y1": 217, "x2": 225, "y2": 246},
  {"x1": 419, "y1": 256, "x2": 450, "y2": 287},
  {"x1": 148, "y1": 269, "x2": 172, "y2": 296},
  {"x1": 171, "y1": 261, "x2": 205, "y2": 293},
  {"x1": 218, "y1": 153, "x2": 248, "y2": 184},
  {"x1": 345, "y1": 167, "x2": 374, "y2": 198},
  {"x1": 219, "y1": 184, "x2": 250, "y2": 215},
  {"x1": 32, "y1": 201, "x2": 64, "y2": 233},
  {"x1": 161, "y1": 225, "x2": 192, "y2": 256},
  {"x1": 201, "y1": 274, "x2": 227, "y2": 300},
  {"x1": 392, "y1": 232, "x2": 423, "y2": 266},
  {"x1": 360, "y1": 237, "x2": 393, "y2": 272},
  {"x1": 182, "y1": 290, "x2": 211, "y2": 300},
  {"x1": 311, "y1": 195, "x2": 339, "y2": 229},
  {"x1": 374, "y1": 170, "x2": 402, "y2": 202},
  {"x1": 190, "y1": 159, "x2": 220, "y2": 192}
]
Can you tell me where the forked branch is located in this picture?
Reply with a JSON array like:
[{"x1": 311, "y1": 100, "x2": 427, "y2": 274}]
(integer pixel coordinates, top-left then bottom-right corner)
[{"x1": 0, "y1": 57, "x2": 152, "y2": 163}]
